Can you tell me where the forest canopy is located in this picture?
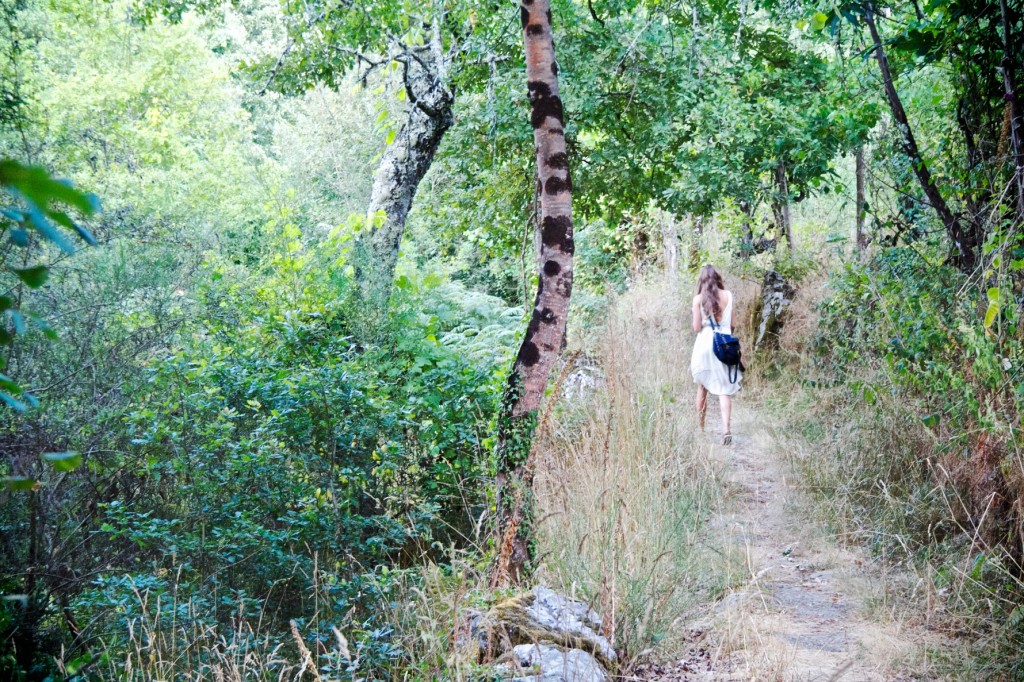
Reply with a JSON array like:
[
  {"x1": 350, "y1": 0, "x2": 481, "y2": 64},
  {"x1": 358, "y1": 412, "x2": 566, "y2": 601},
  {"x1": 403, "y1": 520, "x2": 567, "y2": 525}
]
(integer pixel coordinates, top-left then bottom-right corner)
[{"x1": 2, "y1": 0, "x2": 1023, "y2": 678}]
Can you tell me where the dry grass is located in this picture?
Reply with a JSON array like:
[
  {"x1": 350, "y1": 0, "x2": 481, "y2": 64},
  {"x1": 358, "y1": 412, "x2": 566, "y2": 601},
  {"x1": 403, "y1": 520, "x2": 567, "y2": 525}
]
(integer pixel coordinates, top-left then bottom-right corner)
[
  {"x1": 85, "y1": 557, "x2": 499, "y2": 681},
  {"x1": 532, "y1": 275, "x2": 741, "y2": 660},
  {"x1": 758, "y1": 271, "x2": 1024, "y2": 679},
  {"x1": 94, "y1": 593, "x2": 301, "y2": 681}
]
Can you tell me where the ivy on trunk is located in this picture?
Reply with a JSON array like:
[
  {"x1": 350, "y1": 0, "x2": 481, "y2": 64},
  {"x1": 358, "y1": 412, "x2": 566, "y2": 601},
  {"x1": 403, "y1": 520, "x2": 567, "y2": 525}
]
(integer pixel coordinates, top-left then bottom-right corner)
[{"x1": 491, "y1": 0, "x2": 575, "y2": 589}]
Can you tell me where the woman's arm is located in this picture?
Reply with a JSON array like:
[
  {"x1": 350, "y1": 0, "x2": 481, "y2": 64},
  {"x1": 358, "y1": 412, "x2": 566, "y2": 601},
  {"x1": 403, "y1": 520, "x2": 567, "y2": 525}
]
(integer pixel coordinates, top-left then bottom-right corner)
[
  {"x1": 725, "y1": 290, "x2": 734, "y2": 328},
  {"x1": 692, "y1": 296, "x2": 702, "y2": 333}
]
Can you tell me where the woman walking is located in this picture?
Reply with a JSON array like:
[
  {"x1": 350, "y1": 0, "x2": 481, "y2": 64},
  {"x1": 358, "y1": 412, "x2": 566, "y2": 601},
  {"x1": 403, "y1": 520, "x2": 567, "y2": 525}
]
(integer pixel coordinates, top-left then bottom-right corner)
[{"x1": 690, "y1": 265, "x2": 742, "y2": 444}]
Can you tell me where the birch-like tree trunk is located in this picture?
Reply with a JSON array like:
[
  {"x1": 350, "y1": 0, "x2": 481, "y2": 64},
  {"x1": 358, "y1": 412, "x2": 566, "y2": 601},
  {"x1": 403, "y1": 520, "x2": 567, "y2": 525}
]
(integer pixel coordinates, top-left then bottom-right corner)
[{"x1": 491, "y1": 0, "x2": 575, "y2": 588}]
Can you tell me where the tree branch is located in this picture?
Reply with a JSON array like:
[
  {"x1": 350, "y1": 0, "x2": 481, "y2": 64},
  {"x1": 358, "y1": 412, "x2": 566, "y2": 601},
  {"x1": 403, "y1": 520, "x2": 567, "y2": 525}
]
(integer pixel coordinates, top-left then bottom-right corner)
[{"x1": 864, "y1": 3, "x2": 978, "y2": 268}]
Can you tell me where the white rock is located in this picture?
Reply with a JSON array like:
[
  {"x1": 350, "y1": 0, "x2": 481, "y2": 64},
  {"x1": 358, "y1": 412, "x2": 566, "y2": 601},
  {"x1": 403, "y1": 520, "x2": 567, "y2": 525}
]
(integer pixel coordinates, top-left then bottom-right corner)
[
  {"x1": 505, "y1": 643, "x2": 608, "y2": 682},
  {"x1": 525, "y1": 587, "x2": 616, "y2": 664}
]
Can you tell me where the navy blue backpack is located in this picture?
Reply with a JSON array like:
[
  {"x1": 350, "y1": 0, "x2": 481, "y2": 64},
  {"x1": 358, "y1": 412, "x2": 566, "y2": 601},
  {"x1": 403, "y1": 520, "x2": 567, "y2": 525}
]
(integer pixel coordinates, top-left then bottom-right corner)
[{"x1": 709, "y1": 315, "x2": 745, "y2": 384}]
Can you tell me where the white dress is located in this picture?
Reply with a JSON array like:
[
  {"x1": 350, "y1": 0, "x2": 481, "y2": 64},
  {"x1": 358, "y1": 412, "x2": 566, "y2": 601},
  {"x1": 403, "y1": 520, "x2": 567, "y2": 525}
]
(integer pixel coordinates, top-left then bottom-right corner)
[{"x1": 691, "y1": 290, "x2": 743, "y2": 396}]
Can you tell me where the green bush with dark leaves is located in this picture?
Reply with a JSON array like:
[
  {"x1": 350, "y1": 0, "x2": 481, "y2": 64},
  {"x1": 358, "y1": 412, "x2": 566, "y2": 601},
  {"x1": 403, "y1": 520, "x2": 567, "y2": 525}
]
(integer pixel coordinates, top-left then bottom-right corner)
[{"x1": 60, "y1": 240, "x2": 515, "y2": 677}]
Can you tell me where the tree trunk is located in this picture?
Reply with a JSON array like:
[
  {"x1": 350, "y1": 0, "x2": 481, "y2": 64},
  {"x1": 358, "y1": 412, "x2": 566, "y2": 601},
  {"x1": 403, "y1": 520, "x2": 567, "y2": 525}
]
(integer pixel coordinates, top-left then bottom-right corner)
[
  {"x1": 1001, "y1": 0, "x2": 1024, "y2": 220},
  {"x1": 687, "y1": 214, "x2": 703, "y2": 270},
  {"x1": 864, "y1": 4, "x2": 982, "y2": 271},
  {"x1": 774, "y1": 160, "x2": 793, "y2": 250},
  {"x1": 741, "y1": 199, "x2": 754, "y2": 242},
  {"x1": 738, "y1": 199, "x2": 755, "y2": 258},
  {"x1": 855, "y1": 146, "x2": 867, "y2": 252},
  {"x1": 356, "y1": 56, "x2": 454, "y2": 314},
  {"x1": 491, "y1": 0, "x2": 575, "y2": 589},
  {"x1": 662, "y1": 214, "x2": 678, "y2": 278}
]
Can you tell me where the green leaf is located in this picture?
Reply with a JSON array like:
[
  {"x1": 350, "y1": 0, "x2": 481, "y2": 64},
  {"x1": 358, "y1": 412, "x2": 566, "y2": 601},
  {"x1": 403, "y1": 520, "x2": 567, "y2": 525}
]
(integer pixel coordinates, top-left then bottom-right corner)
[
  {"x1": 385, "y1": 129, "x2": 397, "y2": 145},
  {"x1": 12, "y1": 265, "x2": 48, "y2": 288},
  {"x1": 0, "y1": 160, "x2": 98, "y2": 215},
  {"x1": 984, "y1": 302, "x2": 999, "y2": 328},
  {"x1": 41, "y1": 451, "x2": 82, "y2": 472},
  {"x1": 9, "y1": 310, "x2": 24, "y2": 335},
  {"x1": 0, "y1": 390, "x2": 28, "y2": 411},
  {"x1": 921, "y1": 414, "x2": 940, "y2": 428},
  {"x1": 66, "y1": 652, "x2": 94, "y2": 675},
  {"x1": 3, "y1": 476, "x2": 36, "y2": 491},
  {"x1": 987, "y1": 287, "x2": 1001, "y2": 304}
]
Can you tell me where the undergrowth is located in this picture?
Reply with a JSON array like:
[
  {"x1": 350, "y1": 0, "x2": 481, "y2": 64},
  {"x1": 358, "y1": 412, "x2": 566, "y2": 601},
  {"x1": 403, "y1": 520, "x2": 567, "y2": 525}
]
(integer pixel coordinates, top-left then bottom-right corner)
[{"x1": 765, "y1": 247, "x2": 1024, "y2": 679}]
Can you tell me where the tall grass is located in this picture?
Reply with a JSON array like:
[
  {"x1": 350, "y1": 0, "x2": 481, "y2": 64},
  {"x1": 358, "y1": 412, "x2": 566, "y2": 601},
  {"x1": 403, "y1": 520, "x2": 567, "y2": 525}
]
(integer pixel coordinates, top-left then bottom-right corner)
[
  {"x1": 532, "y1": 276, "x2": 741, "y2": 659},
  {"x1": 764, "y1": 271, "x2": 1024, "y2": 679}
]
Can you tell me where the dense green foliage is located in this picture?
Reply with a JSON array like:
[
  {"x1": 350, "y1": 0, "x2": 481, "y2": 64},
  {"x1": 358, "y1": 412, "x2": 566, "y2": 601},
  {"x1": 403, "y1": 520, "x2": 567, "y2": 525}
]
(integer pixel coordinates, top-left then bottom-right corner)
[{"x1": 1, "y1": 0, "x2": 1023, "y2": 677}]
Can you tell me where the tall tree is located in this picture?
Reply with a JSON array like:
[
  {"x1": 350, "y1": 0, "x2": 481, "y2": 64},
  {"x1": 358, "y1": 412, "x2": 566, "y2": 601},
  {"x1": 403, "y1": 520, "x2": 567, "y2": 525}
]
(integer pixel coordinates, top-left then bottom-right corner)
[
  {"x1": 861, "y1": 3, "x2": 980, "y2": 270},
  {"x1": 491, "y1": 0, "x2": 574, "y2": 588},
  {"x1": 828, "y1": 0, "x2": 1014, "y2": 270},
  {"x1": 143, "y1": 0, "x2": 511, "y2": 315},
  {"x1": 773, "y1": 159, "x2": 794, "y2": 250},
  {"x1": 354, "y1": 43, "x2": 454, "y2": 312}
]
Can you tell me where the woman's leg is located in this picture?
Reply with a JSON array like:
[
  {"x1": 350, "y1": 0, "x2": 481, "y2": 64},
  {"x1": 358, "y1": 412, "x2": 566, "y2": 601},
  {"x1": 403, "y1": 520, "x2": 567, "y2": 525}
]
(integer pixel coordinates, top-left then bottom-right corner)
[
  {"x1": 696, "y1": 384, "x2": 707, "y2": 430},
  {"x1": 719, "y1": 394, "x2": 732, "y2": 437}
]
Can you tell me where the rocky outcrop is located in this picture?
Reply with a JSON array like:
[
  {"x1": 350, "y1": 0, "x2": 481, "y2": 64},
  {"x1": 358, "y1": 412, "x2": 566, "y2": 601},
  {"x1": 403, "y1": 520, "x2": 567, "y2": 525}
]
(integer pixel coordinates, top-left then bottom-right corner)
[
  {"x1": 753, "y1": 270, "x2": 795, "y2": 352},
  {"x1": 460, "y1": 586, "x2": 614, "y2": 681}
]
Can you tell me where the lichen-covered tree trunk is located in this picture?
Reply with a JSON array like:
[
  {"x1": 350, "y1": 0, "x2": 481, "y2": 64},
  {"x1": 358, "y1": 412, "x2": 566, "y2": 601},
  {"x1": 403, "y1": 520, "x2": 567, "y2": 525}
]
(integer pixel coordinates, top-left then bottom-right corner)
[
  {"x1": 741, "y1": 199, "x2": 754, "y2": 243},
  {"x1": 491, "y1": 0, "x2": 575, "y2": 588},
  {"x1": 356, "y1": 62, "x2": 453, "y2": 314}
]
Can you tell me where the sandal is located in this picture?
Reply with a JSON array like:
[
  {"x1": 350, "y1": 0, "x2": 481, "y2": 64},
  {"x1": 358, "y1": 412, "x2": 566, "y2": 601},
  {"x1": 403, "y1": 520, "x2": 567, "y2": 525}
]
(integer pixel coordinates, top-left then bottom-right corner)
[{"x1": 722, "y1": 433, "x2": 733, "y2": 446}]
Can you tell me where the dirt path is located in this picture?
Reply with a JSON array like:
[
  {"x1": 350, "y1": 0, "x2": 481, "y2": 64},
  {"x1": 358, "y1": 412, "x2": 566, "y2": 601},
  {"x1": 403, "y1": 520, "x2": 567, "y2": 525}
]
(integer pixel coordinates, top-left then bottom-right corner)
[{"x1": 634, "y1": 400, "x2": 944, "y2": 681}]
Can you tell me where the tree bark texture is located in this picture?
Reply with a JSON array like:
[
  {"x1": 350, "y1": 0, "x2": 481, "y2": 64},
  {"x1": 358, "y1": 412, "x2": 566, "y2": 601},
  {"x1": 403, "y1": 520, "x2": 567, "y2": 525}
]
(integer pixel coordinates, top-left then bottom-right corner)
[
  {"x1": 855, "y1": 146, "x2": 867, "y2": 252},
  {"x1": 741, "y1": 199, "x2": 754, "y2": 243},
  {"x1": 774, "y1": 160, "x2": 793, "y2": 250},
  {"x1": 357, "y1": 55, "x2": 454, "y2": 312},
  {"x1": 864, "y1": 4, "x2": 982, "y2": 271},
  {"x1": 1001, "y1": 0, "x2": 1024, "y2": 220},
  {"x1": 688, "y1": 214, "x2": 703, "y2": 270},
  {"x1": 491, "y1": 0, "x2": 575, "y2": 588}
]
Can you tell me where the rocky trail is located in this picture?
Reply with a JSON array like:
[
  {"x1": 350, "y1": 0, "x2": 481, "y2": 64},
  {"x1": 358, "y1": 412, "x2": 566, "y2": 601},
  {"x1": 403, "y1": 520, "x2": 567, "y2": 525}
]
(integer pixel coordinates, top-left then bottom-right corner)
[{"x1": 633, "y1": 402, "x2": 946, "y2": 681}]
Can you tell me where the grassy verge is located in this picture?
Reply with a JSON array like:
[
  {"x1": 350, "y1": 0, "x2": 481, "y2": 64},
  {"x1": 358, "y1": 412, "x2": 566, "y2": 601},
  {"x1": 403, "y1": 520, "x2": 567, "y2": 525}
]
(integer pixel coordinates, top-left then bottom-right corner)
[{"x1": 762, "y1": 272, "x2": 1024, "y2": 680}]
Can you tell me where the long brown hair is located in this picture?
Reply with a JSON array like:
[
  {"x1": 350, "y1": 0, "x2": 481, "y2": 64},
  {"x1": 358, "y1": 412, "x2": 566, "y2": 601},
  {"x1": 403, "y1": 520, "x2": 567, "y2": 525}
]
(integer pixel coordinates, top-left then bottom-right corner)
[{"x1": 696, "y1": 265, "x2": 725, "y2": 321}]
